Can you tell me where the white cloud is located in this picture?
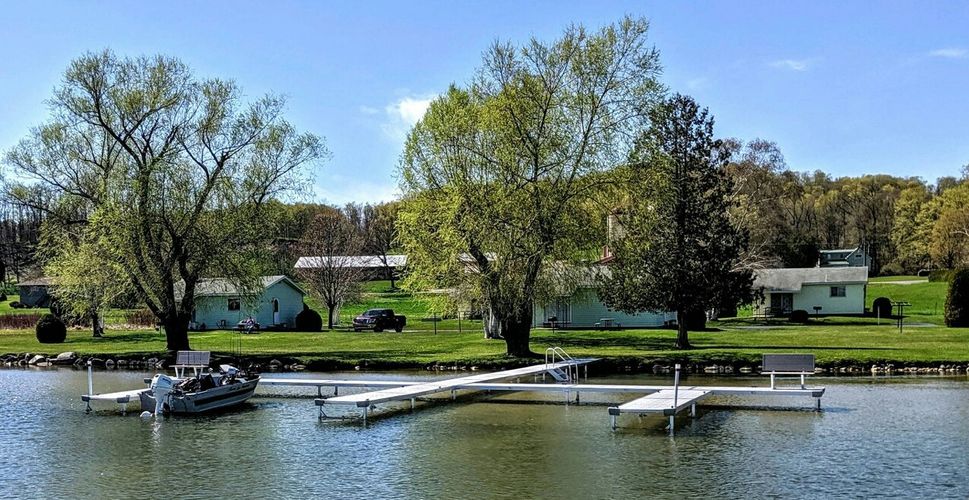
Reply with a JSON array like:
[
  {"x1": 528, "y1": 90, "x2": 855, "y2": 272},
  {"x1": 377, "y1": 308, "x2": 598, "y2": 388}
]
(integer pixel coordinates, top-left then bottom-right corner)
[
  {"x1": 379, "y1": 95, "x2": 434, "y2": 141},
  {"x1": 313, "y1": 174, "x2": 401, "y2": 205},
  {"x1": 770, "y1": 58, "x2": 815, "y2": 71},
  {"x1": 358, "y1": 105, "x2": 379, "y2": 115},
  {"x1": 928, "y1": 47, "x2": 968, "y2": 59}
]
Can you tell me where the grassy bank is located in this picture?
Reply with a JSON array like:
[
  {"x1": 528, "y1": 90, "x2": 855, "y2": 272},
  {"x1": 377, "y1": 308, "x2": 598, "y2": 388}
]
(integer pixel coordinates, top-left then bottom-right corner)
[
  {"x1": 3, "y1": 317, "x2": 969, "y2": 368},
  {"x1": 3, "y1": 277, "x2": 965, "y2": 370}
]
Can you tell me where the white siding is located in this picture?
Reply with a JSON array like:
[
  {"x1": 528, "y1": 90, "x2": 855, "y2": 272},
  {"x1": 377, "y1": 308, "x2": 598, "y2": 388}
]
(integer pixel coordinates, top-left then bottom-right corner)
[
  {"x1": 793, "y1": 283, "x2": 865, "y2": 314},
  {"x1": 192, "y1": 280, "x2": 305, "y2": 329}
]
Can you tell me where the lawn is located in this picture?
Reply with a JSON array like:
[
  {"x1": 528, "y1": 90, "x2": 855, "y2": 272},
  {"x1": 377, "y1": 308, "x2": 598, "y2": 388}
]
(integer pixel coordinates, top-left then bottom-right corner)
[
  {"x1": 3, "y1": 317, "x2": 969, "y2": 367},
  {"x1": 869, "y1": 275, "x2": 927, "y2": 283},
  {"x1": 2, "y1": 277, "x2": 965, "y2": 368}
]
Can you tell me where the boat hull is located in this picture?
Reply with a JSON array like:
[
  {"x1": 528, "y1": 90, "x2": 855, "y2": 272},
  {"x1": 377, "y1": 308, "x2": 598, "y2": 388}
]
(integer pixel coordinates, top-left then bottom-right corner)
[{"x1": 139, "y1": 378, "x2": 259, "y2": 414}]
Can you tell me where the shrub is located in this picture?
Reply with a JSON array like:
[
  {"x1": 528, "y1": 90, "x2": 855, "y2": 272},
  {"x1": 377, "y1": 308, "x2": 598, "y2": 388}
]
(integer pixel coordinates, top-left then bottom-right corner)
[
  {"x1": 872, "y1": 297, "x2": 892, "y2": 318},
  {"x1": 879, "y1": 262, "x2": 905, "y2": 277},
  {"x1": 9, "y1": 301, "x2": 22, "y2": 309},
  {"x1": 35, "y1": 314, "x2": 67, "y2": 343},
  {"x1": 945, "y1": 269, "x2": 969, "y2": 328},
  {"x1": 295, "y1": 305, "x2": 323, "y2": 331},
  {"x1": 789, "y1": 309, "x2": 809, "y2": 323},
  {"x1": 929, "y1": 269, "x2": 955, "y2": 282},
  {"x1": 0, "y1": 293, "x2": 6, "y2": 301}
]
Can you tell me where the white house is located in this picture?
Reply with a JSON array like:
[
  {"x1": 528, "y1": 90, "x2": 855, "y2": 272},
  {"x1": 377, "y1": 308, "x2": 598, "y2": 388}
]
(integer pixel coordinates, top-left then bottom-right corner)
[
  {"x1": 818, "y1": 247, "x2": 871, "y2": 268},
  {"x1": 753, "y1": 267, "x2": 868, "y2": 316},
  {"x1": 531, "y1": 265, "x2": 676, "y2": 329},
  {"x1": 181, "y1": 275, "x2": 306, "y2": 330}
]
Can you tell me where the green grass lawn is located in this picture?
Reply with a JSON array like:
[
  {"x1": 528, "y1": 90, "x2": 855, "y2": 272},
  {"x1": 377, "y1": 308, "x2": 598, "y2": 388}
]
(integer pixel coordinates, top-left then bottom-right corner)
[
  {"x1": 2, "y1": 278, "x2": 965, "y2": 367},
  {"x1": 3, "y1": 317, "x2": 969, "y2": 366},
  {"x1": 869, "y1": 275, "x2": 927, "y2": 283}
]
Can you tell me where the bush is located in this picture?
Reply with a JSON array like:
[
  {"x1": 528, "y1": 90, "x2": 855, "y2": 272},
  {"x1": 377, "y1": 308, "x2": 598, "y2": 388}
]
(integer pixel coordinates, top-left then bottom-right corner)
[
  {"x1": 9, "y1": 301, "x2": 22, "y2": 309},
  {"x1": 35, "y1": 314, "x2": 67, "y2": 344},
  {"x1": 295, "y1": 305, "x2": 323, "y2": 331},
  {"x1": 930, "y1": 269, "x2": 955, "y2": 282},
  {"x1": 945, "y1": 269, "x2": 969, "y2": 327},
  {"x1": 872, "y1": 297, "x2": 892, "y2": 318},
  {"x1": 124, "y1": 308, "x2": 156, "y2": 327},
  {"x1": 879, "y1": 262, "x2": 905, "y2": 277},
  {"x1": 789, "y1": 309, "x2": 809, "y2": 323},
  {"x1": 0, "y1": 293, "x2": 6, "y2": 301}
]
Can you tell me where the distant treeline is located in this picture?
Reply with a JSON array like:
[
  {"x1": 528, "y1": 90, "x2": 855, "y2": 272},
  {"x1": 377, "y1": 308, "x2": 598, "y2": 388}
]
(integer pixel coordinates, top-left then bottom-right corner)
[{"x1": 726, "y1": 139, "x2": 969, "y2": 275}]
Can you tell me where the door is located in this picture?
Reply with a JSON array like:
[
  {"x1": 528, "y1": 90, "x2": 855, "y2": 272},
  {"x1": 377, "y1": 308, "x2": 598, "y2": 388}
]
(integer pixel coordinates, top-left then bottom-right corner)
[
  {"x1": 272, "y1": 299, "x2": 280, "y2": 325},
  {"x1": 772, "y1": 293, "x2": 793, "y2": 315}
]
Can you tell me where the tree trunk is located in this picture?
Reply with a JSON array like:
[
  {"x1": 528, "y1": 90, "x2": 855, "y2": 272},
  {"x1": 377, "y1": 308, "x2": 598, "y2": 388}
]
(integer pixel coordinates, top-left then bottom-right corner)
[
  {"x1": 502, "y1": 304, "x2": 536, "y2": 357},
  {"x1": 483, "y1": 306, "x2": 502, "y2": 339},
  {"x1": 327, "y1": 304, "x2": 336, "y2": 330},
  {"x1": 91, "y1": 309, "x2": 103, "y2": 338},
  {"x1": 675, "y1": 310, "x2": 691, "y2": 349},
  {"x1": 163, "y1": 312, "x2": 191, "y2": 352},
  {"x1": 388, "y1": 267, "x2": 396, "y2": 290}
]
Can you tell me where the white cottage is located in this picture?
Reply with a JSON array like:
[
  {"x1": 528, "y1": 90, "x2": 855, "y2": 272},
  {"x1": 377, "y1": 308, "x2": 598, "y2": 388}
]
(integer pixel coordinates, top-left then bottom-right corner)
[{"x1": 753, "y1": 267, "x2": 868, "y2": 316}]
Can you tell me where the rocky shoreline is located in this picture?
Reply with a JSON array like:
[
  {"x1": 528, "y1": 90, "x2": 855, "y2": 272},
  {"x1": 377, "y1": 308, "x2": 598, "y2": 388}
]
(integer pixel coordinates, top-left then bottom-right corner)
[{"x1": 3, "y1": 351, "x2": 969, "y2": 377}]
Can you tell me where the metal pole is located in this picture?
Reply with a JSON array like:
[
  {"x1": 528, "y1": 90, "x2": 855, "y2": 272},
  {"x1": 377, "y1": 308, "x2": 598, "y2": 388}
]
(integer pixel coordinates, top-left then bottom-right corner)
[
  {"x1": 87, "y1": 360, "x2": 94, "y2": 396},
  {"x1": 673, "y1": 364, "x2": 681, "y2": 408}
]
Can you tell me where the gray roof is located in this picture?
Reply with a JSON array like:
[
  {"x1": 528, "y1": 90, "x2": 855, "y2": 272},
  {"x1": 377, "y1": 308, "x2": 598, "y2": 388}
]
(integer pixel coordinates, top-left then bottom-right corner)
[
  {"x1": 18, "y1": 277, "x2": 54, "y2": 287},
  {"x1": 754, "y1": 267, "x2": 868, "y2": 292},
  {"x1": 184, "y1": 275, "x2": 305, "y2": 297},
  {"x1": 294, "y1": 254, "x2": 407, "y2": 269}
]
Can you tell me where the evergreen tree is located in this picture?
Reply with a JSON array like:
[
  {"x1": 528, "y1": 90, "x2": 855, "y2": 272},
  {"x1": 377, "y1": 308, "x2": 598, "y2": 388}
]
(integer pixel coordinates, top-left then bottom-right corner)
[{"x1": 600, "y1": 94, "x2": 755, "y2": 349}]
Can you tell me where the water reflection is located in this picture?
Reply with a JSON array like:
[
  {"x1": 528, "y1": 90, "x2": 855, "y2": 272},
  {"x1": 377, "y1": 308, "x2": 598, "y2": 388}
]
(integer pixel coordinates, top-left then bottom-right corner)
[{"x1": 1, "y1": 369, "x2": 968, "y2": 498}]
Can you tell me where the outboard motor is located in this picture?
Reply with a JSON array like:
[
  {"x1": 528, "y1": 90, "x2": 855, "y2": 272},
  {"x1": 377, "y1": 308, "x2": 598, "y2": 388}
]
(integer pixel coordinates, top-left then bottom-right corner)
[{"x1": 150, "y1": 373, "x2": 176, "y2": 416}]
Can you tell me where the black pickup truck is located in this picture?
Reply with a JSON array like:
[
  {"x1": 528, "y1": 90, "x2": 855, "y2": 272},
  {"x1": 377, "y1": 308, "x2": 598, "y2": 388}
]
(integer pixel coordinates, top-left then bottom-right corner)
[{"x1": 352, "y1": 309, "x2": 406, "y2": 332}]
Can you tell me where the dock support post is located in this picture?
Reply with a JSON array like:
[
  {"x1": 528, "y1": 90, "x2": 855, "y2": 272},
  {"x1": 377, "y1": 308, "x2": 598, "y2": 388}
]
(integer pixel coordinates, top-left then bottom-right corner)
[
  {"x1": 800, "y1": 373, "x2": 806, "y2": 389},
  {"x1": 691, "y1": 403, "x2": 696, "y2": 418},
  {"x1": 565, "y1": 389, "x2": 570, "y2": 405},
  {"x1": 451, "y1": 390, "x2": 456, "y2": 400},
  {"x1": 334, "y1": 387, "x2": 339, "y2": 396},
  {"x1": 362, "y1": 406, "x2": 368, "y2": 426},
  {"x1": 668, "y1": 415, "x2": 675, "y2": 436},
  {"x1": 575, "y1": 391, "x2": 580, "y2": 404},
  {"x1": 317, "y1": 385, "x2": 322, "y2": 398},
  {"x1": 86, "y1": 361, "x2": 93, "y2": 413},
  {"x1": 770, "y1": 373, "x2": 776, "y2": 389},
  {"x1": 411, "y1": 398, "x2": 415, "y2": 410},
  {"x1": 584, "y1": 365, "x2": 588, "y2": 380},
  {"x1": 611, "y1": 414, "x2": 616, "y2": 430},
  {"x1": 815, "y1": 397, "x2": 821, "y2": 411}
]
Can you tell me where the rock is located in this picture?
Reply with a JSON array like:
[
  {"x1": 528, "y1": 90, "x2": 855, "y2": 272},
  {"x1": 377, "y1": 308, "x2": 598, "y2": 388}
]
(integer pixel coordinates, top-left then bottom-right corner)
[
  {"x1": 292, "y1": 364, "x2": 306, "y2": 371},
  {"x1": 652, "y1": 364, "x2": 663, "y2": 374},
  {"x1": 52, "y1": 352, "x2": 77, "y2": 365},
  {"x1": 89, "y1": 357, "x2": 105, "y2": 368},
  {"x1": 703, "y1": 366, "x2": 718, "y2": 374},
  {"x1": 269, "y1": 359, "x2": 282, "y2": 367},
  {"x1": 105, "y1": 359, "x2": 116, "y2": 369},
  {"x1": 470, "y1": 366, "x2": 479, "y2": 371},
  {"x1": 739, "y1": 367, "x2": 753, "y2": 374},
  {"x1": 117, "y1": 359, "x2": 128, "y2": 368},
  {"x1": 28, "y1": 355, "x2": 46, "y2": 365}
]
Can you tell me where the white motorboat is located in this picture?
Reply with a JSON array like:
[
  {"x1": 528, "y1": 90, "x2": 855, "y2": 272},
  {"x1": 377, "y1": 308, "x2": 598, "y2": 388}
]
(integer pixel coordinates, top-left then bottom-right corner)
[{"x1": 138, "y1": 351, "x2": 260, "y2": 415}]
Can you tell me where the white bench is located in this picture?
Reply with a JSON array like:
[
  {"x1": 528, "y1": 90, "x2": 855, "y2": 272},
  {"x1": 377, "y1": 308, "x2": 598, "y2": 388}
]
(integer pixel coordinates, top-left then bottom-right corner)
[
  {"x1": 762, "y1": 354, "x2": 815, "y2": 389},
  {"x1": 172, "y1": 350, "x2": 211, "y2": 378}
]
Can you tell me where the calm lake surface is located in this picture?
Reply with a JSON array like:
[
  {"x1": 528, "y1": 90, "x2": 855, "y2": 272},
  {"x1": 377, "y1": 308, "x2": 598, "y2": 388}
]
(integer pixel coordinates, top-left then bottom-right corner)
[{"x1": 1, "y1": 368, "x2": 968, "y2": 499}]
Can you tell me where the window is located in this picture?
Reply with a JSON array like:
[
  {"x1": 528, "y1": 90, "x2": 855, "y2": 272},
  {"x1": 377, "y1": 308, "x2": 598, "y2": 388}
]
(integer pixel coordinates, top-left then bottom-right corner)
[
  {"x1": 228, "y1": 298, "x2": 241, "y2": 311},
  {"x1": 830, "y1": 286, "x2": 846, "y2": 298}
]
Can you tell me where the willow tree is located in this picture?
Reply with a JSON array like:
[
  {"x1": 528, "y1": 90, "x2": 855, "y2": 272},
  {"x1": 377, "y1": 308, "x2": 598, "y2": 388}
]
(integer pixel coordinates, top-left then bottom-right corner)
[
  {"x1": 3, "y1": 51, "x2": 326, "y2": 351},
  {"x1": 398, "y1": 17, "x2": 663, "y2": 356}
]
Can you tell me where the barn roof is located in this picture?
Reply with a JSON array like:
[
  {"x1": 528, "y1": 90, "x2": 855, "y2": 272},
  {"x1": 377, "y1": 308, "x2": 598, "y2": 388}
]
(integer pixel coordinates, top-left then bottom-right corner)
[
  {"x1": 294, "y1": 254, "x2": 407, "y2": 269},
  {"x1": 180, "y1": 275, "x2": 305, "y2": 298}
]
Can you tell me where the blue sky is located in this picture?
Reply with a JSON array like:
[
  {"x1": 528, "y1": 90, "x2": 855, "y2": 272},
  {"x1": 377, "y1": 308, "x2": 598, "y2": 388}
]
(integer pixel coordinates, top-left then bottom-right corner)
[{"x1": 2, "y1": 1, "x2": 968, "y2": 204}]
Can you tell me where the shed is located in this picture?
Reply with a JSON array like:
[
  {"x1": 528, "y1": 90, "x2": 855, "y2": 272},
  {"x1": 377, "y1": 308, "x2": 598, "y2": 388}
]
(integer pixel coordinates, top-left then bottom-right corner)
[{"x1": 16, "y1": 277, "x2": 54, "y2": 307}]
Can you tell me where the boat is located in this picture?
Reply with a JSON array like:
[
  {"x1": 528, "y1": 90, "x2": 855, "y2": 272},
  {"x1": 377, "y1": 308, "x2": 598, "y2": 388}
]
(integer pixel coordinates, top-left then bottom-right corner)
[{"x1": 138, "y1": 351, "x2": 260, "y2": 415}]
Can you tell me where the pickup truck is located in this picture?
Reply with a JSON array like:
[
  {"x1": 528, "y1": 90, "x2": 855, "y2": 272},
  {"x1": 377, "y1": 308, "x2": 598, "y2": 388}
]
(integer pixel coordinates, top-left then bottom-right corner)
[{"x1": 352, "y1": 309, "x2": 406, "y2": 332}]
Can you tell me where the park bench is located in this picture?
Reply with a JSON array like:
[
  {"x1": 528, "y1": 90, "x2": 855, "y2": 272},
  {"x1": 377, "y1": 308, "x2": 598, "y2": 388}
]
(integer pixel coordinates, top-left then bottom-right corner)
[{"x1": 762, "y1": 353, "x2": 815, "y2": 389}]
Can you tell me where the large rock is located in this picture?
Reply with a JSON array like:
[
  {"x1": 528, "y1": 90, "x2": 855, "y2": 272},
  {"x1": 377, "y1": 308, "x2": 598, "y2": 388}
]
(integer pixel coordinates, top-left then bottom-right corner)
[
  {"x1": 28, "y1": 355, "x2": 47, "y2": 365},
  {"x1": 51, "y1": 352, "x2": 77, "y2": 365}
]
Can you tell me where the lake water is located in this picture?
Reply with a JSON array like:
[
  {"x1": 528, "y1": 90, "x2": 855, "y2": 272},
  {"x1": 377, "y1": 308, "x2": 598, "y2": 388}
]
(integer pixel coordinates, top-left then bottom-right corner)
[{"x1": 1, "y1": 368, "x2": 967, "y2": 499}]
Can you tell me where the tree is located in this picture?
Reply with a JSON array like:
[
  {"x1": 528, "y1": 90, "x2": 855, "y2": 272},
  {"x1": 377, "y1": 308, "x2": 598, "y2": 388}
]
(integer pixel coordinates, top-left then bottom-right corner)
[
  {"x1": 398, "y1": 17, "x2": 663, "y2": 356},
  {"x1": 43, "y1": 216, "x2": 131, "y2": 337},
  {"x1": 295, "y1": 210, "x2": 366, "y2": 329},
  {"x1": 891, "y1": 184, "x2": 931, "y2": 273},
  {"x1": 944, "y1": 269, "x2": 969, "y2": 327},
  {"x1": 2, "y1": 51, "x2": 326, "y2": 351},
  {"x1": 363, "y1": 202, "x2": 400, "y2": 288},
  {"x1": 599, "y1": 94, "x2": 755, "y2": 349}
]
